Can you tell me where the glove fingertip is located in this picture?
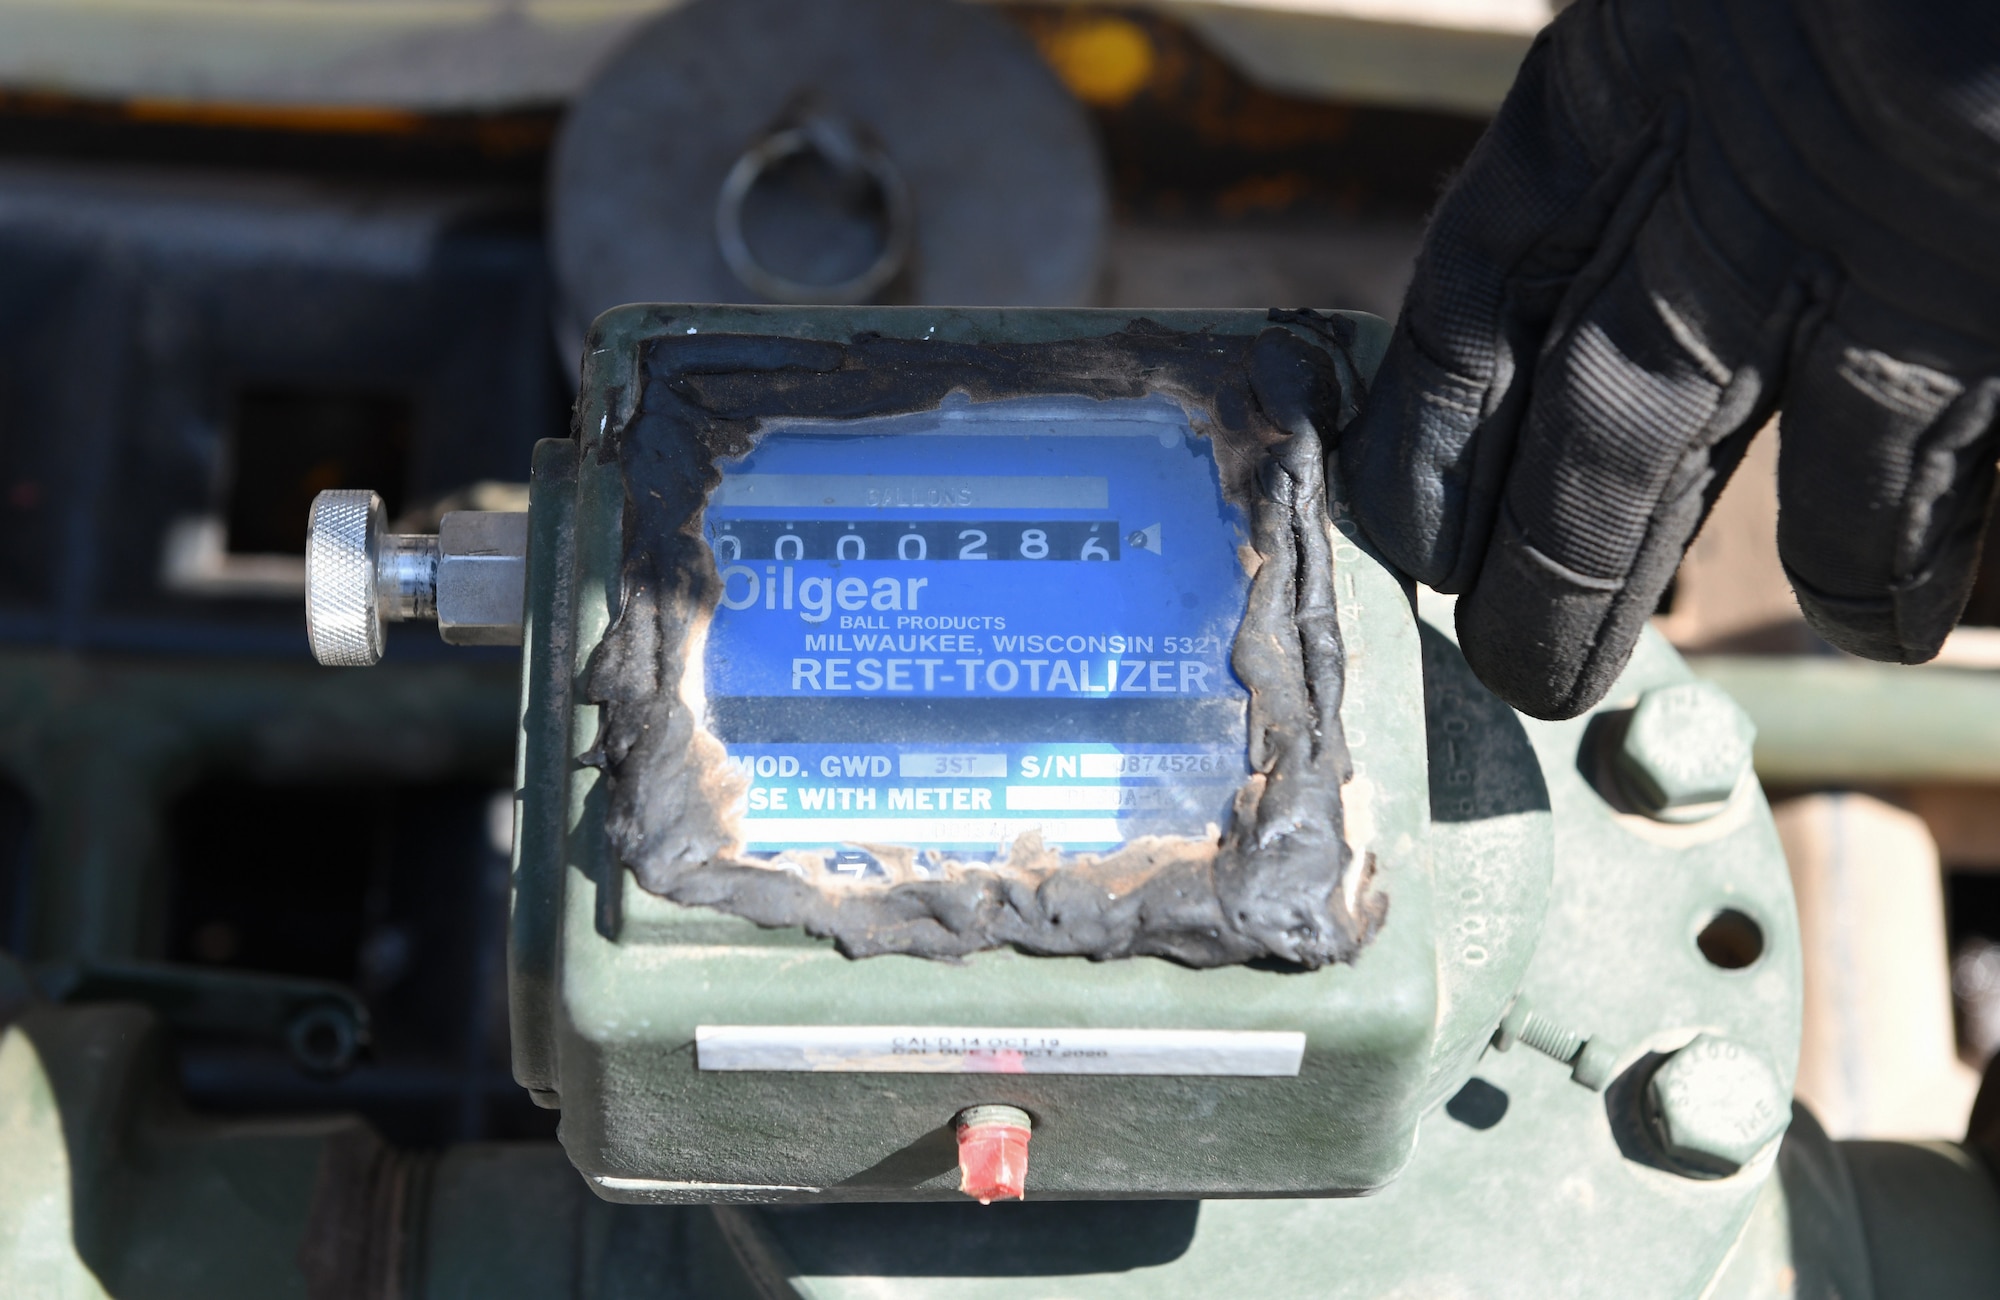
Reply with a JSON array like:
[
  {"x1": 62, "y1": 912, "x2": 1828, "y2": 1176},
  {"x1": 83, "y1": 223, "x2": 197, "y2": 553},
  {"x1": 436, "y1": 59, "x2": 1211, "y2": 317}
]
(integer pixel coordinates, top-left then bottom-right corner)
[
  {"x1": 1452, "y1": 511, "x2": 1673, "y2": 721},
  {"x1": 1785, "y1": 569, "x2": 1961, "y2": 666}
]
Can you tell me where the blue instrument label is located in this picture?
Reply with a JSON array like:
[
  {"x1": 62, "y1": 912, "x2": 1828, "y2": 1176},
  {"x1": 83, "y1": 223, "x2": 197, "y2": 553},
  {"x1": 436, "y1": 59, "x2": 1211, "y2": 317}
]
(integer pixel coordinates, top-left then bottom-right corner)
[{"x1": 703, "y1": 394, "x2": 1251, "y2": 865}]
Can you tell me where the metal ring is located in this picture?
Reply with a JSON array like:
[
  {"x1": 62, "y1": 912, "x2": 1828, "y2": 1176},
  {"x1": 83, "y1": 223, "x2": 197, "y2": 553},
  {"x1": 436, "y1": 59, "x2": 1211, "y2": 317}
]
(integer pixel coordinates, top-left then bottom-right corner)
[
  {"x1": 286, "y1": 1002, "x2": 362, "y2": 1077},
  {"x1": 714, "y1": 125, "x2": 914, "y2": 305}
]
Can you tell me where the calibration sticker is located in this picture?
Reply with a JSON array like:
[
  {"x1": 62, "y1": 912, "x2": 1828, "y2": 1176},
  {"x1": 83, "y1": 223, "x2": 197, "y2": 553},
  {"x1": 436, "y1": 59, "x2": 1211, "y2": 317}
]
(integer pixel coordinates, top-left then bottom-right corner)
[
  {"x1": 694, "y1": 1025, "x2": 1307, "y2": 1075},
  {"x1": 701, "y1": 394, "x2": 1253, "y2": 864}
]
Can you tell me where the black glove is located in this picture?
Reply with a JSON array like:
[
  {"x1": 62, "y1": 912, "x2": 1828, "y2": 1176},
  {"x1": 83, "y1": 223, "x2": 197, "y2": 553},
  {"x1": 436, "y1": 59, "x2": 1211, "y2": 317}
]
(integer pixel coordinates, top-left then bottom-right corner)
[{"x1": 1341, "y1": 0, "x2": 2000, "y2": 719}]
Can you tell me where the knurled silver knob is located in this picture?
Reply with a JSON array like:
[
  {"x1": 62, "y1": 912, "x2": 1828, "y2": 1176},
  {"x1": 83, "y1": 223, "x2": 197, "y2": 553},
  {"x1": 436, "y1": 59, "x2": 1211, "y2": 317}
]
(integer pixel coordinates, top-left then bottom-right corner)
[
  {"x1": 305, "y1": 489, "x2": 387, "y2": 666},
  {"x1": 305, "y1": 487, "x2": 517, "y2": 664}
]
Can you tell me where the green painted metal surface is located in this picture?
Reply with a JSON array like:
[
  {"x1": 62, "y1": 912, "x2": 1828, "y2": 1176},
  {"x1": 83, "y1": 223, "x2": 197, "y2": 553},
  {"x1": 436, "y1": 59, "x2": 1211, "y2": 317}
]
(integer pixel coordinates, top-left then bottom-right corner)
[
  {"x1": 1, "y1": 1001, "x2": 331, "y2": 1299},
  {"x1": 1695, "y1": 655, "x2": 2000, "y2": 785}
]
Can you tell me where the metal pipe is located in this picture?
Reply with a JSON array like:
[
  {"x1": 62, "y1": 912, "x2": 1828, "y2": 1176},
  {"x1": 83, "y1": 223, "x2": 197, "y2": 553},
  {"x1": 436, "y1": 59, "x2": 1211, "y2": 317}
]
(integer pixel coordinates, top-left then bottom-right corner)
[{"x1": 1692, "y1": 656, "x2": 2000, "y2": 785}]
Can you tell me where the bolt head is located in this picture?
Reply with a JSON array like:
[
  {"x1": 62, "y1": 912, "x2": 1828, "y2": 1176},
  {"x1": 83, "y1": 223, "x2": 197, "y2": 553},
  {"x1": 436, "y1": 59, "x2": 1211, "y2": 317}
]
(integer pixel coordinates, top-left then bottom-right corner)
[
  {"x1": 1646, "y1": 1033, "x2": 1789, "y2": 1176},
  {"x1": 1616, "y1": 682, "x2": 1755, "y2": 818}
]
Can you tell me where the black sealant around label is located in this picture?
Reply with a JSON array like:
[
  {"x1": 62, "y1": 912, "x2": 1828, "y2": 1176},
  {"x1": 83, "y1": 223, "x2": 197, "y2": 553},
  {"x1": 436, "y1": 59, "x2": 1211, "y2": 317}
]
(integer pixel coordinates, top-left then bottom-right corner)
[{"x1": 583, "y1": 314, "x2": 1385, "y2": 967}]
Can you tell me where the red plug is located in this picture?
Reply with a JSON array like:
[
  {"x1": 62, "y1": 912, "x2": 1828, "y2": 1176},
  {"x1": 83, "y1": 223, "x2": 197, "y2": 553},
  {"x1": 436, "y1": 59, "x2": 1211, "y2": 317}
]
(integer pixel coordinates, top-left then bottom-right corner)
[{"x1": 955, "y1": 1104, "x2": 1032, "y2": 1204}]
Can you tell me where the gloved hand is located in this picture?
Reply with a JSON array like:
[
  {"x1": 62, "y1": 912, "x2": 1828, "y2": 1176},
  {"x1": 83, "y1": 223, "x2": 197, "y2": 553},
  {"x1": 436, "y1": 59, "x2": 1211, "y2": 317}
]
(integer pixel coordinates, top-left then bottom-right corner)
[{"x1": 1341, "y1": 0, "x2": 2000, "y2": 719}]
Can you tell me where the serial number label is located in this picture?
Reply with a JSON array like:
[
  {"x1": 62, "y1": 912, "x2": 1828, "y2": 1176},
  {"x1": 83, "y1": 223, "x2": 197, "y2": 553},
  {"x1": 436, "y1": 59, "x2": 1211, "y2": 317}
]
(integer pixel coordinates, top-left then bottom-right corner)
[
  {"x1": 1074, "y1": 752, "x2": 1230, "y2": 777},
  {"x1": 694, "y1": 1026, "x2": 1306, "y2": 1076}
]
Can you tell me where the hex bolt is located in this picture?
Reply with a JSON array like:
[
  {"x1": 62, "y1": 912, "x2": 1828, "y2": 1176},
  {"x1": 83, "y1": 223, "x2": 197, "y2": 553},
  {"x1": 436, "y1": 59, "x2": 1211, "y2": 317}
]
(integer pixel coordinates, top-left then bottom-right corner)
[
  {"x1": 1645, "y1": 1033, "x2": 1790, "y2": 1178},
  {"x1": 1494, "y1": 1000, "x2": 1620, "y2": 1092},
  {"x1": 1614, "y1": 681, "x2": 1757, "y2": 822},
  {"x1": 433, "y1": 510, "x2": 531, "y2": 648}
]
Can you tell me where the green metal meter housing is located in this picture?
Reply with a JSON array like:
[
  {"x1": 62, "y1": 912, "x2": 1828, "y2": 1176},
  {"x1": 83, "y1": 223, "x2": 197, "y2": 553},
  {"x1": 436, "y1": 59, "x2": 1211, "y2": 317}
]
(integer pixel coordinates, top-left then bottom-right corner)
[{"x1": 509, "y1": 305, "x2": 1559, "y2": 1203}]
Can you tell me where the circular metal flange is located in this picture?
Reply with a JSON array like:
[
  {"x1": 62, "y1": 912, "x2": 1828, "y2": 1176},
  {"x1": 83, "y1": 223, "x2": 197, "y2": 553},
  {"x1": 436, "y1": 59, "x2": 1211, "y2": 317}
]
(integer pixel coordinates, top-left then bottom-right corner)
[
  {"x1": 305, "y1": 489, "x2": 385, "y2": 666},
  {"x1": 549, "y1": 0, "x2": 1107, "y2": 345}
]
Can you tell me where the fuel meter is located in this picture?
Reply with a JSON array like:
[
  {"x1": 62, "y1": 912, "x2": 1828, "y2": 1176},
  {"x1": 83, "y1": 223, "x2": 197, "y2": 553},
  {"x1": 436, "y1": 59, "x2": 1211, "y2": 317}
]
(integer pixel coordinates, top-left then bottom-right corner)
[
  {"x1": 471, "y1": 305, "x2": 1560, "y2": 1204},
  {"x1": 312, "y1": 305, "x2": 1569, "y2": 1202}
]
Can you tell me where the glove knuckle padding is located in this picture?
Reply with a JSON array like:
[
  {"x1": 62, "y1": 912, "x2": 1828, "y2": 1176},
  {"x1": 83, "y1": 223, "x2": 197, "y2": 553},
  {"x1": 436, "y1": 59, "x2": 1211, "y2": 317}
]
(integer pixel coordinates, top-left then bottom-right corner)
[
  {"x1": 1343, "y1": 26, "x2": 1617, "y2": 590},
  {"x1": 1456, "y1": 167, "x2": 1799, "y2": 719},
  {"x1": 1779, "y1": 307, "x2": 2000, "y2": 663}
]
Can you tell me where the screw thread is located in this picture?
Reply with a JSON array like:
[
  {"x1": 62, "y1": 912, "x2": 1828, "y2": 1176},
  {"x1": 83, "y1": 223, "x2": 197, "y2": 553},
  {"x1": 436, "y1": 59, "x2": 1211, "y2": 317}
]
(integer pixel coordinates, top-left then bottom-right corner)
[
  {"x1": 378, "y1": 534, "x2": 439, "y2": 621},
  {"x1": 1516, "y1": 1013, "x2": 1583, "y2": 1064}
]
